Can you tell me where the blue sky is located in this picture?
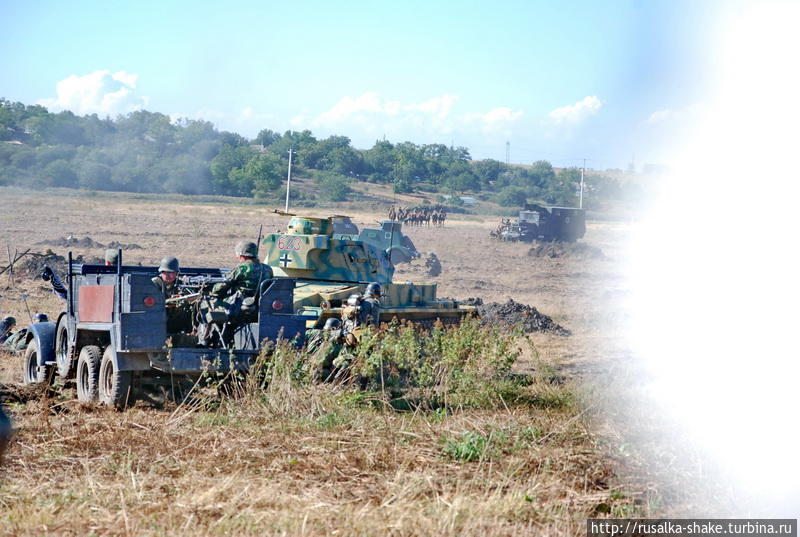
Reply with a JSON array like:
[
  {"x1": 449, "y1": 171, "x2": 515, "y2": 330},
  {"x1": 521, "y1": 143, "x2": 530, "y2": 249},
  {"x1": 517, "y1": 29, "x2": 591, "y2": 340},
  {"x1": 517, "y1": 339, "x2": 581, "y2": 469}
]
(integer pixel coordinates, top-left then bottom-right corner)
[{"x1": 1, "y1": 0, "x2": 723, "y2": 169}]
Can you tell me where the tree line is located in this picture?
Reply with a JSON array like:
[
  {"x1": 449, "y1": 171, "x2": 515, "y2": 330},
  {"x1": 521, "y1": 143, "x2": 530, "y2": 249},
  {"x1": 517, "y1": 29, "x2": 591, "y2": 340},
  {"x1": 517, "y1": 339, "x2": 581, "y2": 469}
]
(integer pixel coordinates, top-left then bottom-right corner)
[{"x1": 0, "y1": 98, "x2": 643, "y2": 208}]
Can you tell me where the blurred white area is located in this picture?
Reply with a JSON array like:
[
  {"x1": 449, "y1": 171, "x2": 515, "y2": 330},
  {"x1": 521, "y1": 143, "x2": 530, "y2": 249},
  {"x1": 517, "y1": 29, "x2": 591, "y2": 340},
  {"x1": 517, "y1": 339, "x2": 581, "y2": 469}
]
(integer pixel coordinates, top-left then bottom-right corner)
[{"x1": 629, "y1": 2, "x2": 800, "y2": 513}]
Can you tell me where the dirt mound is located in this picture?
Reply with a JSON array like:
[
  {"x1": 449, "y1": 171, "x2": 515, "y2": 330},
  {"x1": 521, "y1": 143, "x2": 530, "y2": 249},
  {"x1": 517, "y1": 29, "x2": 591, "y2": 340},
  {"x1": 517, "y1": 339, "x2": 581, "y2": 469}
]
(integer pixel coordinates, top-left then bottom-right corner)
[
  {"x1": 0, "y1": 382, "x2": 58, "y2": 404},
  {"x1": 36, "y1": 236, "x2": 105, "y2": 248},
  {"x1": 16, "y1": 250, "x2": 104, "y2": 278},
  {"x1": 106, "y1": 240, "x2": 142, "y2": 250},
  {"x1": 35, "y1": 236, "x2": 143, "y2": 250},
  {"x1": 464, "y1": 298, "x2": 570, "y2": 335},
  {"x1": 527, "y1": 241, "x2": 605, "y2": 260}
]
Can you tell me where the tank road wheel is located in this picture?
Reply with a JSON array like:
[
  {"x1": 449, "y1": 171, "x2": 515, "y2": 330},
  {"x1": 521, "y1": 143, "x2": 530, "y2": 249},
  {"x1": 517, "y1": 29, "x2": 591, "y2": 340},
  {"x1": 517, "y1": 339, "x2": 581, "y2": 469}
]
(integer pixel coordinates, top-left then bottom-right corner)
[
  {"x1": 98, "y1": 347, "x2": 133, "y2": 410},
  {"x1": 76, "y1": 345, "x2": 102, "y2": 402},
  {"x1": 55, "y1": 318, "x2": 74, "y2": 380},
  {"x1": 22, "y1": 339, "x2": 53, "y2": 385}
]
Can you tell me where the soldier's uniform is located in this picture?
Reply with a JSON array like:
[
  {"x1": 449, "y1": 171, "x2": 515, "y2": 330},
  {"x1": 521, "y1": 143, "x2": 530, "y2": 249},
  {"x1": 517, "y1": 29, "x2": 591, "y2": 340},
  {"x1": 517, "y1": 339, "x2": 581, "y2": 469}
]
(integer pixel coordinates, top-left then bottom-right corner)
[
  {"x1": 0, "y1": 317, "x2": 16, "y2": 345},
  {"x1": 360, "y1": 282, "x2": 382, "y2": 328},
  {"x1": 211, "y1": 259, "x2": 272, "y2": 300},
  {"x1": 197, "y1": 241, "x2": 272, "y2": 347},
  {"x1": 1, "y1": 314, "x2": 47, "y2": 354},
  {"x1": 152, "y1": 277, "x2": 178, "y2": 297},
  {"x1": 305, "y1": 319, "x2": 345, "y2": 380},
  {"x1": 360, "y1": 297, "x2": 381, "y2": 328}
]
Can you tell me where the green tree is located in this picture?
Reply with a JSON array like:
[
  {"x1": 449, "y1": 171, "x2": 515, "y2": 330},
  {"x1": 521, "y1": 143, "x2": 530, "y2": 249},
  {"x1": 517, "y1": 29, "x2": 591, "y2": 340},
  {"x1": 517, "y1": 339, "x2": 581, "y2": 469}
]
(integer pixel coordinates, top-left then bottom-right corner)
[
  {"x1": 246, "y1": 153, "x2": 284, "y2": 198},
  {"x1": 43, "y1": 159, "x2": 78, "y2": 187},
  {"x1": 496, "y1": 186, "x2": 527, "y2": 207}
]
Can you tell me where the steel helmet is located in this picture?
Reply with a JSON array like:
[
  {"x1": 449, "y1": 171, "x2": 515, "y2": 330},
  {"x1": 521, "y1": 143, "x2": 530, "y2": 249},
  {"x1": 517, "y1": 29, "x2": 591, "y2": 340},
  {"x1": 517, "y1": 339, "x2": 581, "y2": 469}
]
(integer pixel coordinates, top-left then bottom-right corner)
[
  {"x1": 235, "y1": 240, "x2": 258, "y2": 258},
  {"x1": 34, "y1": 313, "x2": 48, "y2": 322},
  {"x1": 346, "y1": 294, "x2": 361, "y2": 307},
  {"x1": 365, "y1": 282, "x2": 382, "y2": 297},
  {"x1": 158, "y1": 256, "x2": 180, "y2": 273},
  {"x1": 2, "y1": 316, "x2": 15, "y2": 326},
  {"x1": 323, "y1": 318, "x2": 342, "y2": 330}
]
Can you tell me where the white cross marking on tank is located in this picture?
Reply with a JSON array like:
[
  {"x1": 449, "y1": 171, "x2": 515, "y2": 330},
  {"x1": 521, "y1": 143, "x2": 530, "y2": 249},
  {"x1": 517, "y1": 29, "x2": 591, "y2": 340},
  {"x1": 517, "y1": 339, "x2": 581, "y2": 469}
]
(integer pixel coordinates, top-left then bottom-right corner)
[{"x1": 279, "y1": 253, "x2": 292, "y2": 267}]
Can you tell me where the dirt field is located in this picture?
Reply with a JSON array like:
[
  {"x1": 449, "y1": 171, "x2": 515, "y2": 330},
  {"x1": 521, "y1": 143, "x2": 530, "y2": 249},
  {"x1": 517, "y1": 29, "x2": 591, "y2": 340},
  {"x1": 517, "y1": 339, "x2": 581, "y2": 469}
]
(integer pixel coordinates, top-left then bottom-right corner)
[{"x1": 0, "y1": 188, "x2": 714, "y2": 536}]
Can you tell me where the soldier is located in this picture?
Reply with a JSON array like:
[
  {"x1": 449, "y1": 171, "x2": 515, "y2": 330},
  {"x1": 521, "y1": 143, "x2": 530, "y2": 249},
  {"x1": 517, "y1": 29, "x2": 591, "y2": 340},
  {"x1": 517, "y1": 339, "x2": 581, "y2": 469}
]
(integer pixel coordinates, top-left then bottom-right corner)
[
  {"x1": 2, "y1": 314, "x2": 48, "y2": 354},
  {"x1": 41, "y1": 265, "x2": 68, "y2": 301},
  {"x1": 152, "y1": 256, "x2": 180, "y2": 298},
  {"x1": 0, "y1": 316, "x2": 15, "y2": 344},
  {"x1": 104, "y1": 249, "x2": 119, "y2": 266},
  {"x1": 198, "y1": 241, "x2": 273, "y2": 346},
  {"x1": 211, "y1": 241, "x2": 272, "y2": 300},
  {"x1": 360, "y1": 282, "x2": 382, "y2": 328},
  {"x1": 305, "y1": 317, "x2": 346, "y2": 380}
]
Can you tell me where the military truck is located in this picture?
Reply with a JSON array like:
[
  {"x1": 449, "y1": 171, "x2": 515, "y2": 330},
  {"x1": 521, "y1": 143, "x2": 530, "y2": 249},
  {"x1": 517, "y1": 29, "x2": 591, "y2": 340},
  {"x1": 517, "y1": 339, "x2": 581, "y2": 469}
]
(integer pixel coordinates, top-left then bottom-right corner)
[
  {"x1": 262, "y1": 215, "x2": 473, "y2": 327},
  {"x1": 520, "y1": 203, "x2": 585, "y2": 242},
  {"x1": 492, "y1": 204, "x2": 586, "y2": 243},
  {"x1": 332, "y1": 217, "x2": 420, "y2": 264},
  {"x1": 21, "y1": 253, "x2": 308, "y2": 408}
]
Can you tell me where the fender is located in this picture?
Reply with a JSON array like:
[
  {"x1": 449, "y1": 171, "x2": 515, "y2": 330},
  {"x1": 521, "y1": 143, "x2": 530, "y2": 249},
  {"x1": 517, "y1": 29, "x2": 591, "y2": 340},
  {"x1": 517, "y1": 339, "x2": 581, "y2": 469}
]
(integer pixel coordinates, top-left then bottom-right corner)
[{"x1": 26, "y1": 321, "x2": 57, "y2": 366}]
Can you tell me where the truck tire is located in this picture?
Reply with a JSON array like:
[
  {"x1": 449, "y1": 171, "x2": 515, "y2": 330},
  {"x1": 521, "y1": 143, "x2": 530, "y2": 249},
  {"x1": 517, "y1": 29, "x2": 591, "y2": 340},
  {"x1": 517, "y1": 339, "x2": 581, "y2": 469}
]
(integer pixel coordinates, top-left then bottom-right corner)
[
  {"x1": 55, "y1": 317, "x2": 74, "y2": 380},
  {"x1": 22, "y1": 339, "x2": 53, "y2": 385},
  {"x1": 98, "y1": 347, "x2": 133, "y2": 409},
  {"x1": 76, "y1": 345, "x2": 102, "y2": 402}
]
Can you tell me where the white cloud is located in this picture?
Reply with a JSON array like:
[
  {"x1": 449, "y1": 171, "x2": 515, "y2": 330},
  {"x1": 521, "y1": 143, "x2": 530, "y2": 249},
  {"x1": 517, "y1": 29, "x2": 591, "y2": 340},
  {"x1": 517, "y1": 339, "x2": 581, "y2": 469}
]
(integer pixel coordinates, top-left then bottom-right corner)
[
  {"x1": 307, "y1": 92, "x2": 522, "y2": 145},
  {"x1": 643, "y1": 103, "x2": 705, "y2": 126},
  {"x1": 547, "y1": 95, "x2": 602, "y2": 124},
  {"x1": 462, "y1": 106, "x2": 524, "y2": 134},
  {"x1": 38, "y1": 70, "x2": 148, "y2": 116},
  {"x1": 645, "y1": 109, "x2": 673, "y2": 124}
]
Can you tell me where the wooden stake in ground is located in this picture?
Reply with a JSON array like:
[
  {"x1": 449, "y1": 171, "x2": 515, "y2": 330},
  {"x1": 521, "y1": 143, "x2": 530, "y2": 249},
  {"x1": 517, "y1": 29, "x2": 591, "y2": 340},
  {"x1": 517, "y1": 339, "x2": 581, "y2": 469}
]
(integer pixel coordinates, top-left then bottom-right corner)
[
  {"x1": 6, "y1": 245, "x2": 12, "y2": 289},
  {"x1": 0, "y1": 248, "x2": 31, "y2": 277}
]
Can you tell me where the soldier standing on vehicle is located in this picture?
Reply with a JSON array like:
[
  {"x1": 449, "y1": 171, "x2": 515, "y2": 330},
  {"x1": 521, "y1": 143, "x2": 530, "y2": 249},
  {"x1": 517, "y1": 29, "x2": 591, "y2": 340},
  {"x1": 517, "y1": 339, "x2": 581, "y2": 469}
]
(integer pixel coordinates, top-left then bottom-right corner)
[
  {"x1": 152, "y1": 257, "x2": 180, "y2": 298},
  {"x1": 0, "y1": 316, "x2": 16, "y2": 344},
  {"x1": 104, "y1": 249, "x2": 119, "y2": 266}
]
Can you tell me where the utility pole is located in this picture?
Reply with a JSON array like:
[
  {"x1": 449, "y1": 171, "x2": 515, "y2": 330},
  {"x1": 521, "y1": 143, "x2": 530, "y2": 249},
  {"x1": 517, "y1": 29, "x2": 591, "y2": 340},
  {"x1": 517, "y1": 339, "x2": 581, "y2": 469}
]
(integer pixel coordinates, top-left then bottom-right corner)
[
  {"x1": 505, "y1": 141, "x2": 510, "y2": 164},
  {"x1": 284, "y1": 147, "x2": 294, "y2": 213},
  {"x1": 579, "y1": 158, "x2": 586, "y2": 209}
]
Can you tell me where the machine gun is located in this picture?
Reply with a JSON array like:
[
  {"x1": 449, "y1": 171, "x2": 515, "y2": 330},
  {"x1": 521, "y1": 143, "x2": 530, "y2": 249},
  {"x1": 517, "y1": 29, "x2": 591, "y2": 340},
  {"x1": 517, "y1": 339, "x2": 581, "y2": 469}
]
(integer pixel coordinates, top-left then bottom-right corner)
[{"x1": 165, "y1": 274, "x2": 229, "y2": 307}]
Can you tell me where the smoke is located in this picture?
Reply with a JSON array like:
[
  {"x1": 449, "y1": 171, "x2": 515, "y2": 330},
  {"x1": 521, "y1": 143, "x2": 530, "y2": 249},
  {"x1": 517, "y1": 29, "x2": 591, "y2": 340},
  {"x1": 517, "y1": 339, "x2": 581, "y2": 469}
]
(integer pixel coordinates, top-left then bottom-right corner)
[{"x1": 628, "y1": 2, "x2": 800, "y2": 515}]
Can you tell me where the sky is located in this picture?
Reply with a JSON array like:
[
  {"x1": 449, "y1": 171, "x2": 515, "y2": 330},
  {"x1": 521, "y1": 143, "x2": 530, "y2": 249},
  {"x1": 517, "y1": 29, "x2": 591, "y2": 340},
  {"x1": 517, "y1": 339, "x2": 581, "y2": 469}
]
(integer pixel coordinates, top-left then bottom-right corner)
[{"x1": 1, "y1": 1, "x2": 724, "y2": 169}]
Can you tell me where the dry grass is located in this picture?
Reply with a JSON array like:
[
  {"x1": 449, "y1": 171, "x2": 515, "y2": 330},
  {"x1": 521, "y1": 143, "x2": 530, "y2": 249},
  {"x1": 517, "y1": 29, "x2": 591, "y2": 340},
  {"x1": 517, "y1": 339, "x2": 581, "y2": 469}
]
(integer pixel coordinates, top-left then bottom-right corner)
[{"x1": 0, "y1": 187, "x2": 711, "y2": 534}]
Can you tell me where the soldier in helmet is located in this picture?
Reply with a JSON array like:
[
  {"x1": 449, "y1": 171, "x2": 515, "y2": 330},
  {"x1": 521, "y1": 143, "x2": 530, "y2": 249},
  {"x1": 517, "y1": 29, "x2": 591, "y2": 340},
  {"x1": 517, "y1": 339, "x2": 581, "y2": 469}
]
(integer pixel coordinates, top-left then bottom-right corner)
[
  {"x1": 197, "y1": 240, "x2": 272, "y2": 347},
  {"x1": 152, "y1": 256, "x2": 180, "y2": 298},
  {"x1": 0, "y1": 316, "x2": 16, "y2": 344},
  {"x1": 211, "y1": 241, "x2": 272, "y2": 300},
  {"x1": 2, "y1": 314, "x2": 49, "y2": 354},
  {"x1": 360, "y1": 282, "x2": 382, "y2": 329}
]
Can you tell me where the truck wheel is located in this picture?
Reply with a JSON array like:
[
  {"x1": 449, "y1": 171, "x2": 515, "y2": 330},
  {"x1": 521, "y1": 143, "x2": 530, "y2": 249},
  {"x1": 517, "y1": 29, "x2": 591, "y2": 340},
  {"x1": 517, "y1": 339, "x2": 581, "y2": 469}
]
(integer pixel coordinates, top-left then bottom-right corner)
[
  {"x1": 98, "y1": 347, "x2": 133, "y2": 409},
  {"x1": 22, "y1": 339, "x2": 53, "y2": 385},
  {"x1": 55, "y1": 317, "x2": 74, "y2": 380},
  {"x1": 76, "y1": 345, "x2": 102, "y2": 402}
]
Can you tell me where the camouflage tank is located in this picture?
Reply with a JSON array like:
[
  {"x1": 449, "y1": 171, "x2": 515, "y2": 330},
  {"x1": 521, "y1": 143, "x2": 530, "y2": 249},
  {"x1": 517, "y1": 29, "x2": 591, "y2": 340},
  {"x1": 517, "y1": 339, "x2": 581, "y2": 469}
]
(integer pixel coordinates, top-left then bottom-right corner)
[{"x1": 262, "y1": 214, "x2": 473, "y2": 327}]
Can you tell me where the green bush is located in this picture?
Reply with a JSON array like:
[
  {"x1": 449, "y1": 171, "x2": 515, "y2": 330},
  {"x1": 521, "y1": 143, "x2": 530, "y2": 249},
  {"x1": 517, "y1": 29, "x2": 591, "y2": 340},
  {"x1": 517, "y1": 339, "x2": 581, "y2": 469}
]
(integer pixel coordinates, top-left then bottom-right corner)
[{"x1": 312, "y1": 170, "x2": 352, "y2": 201}]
